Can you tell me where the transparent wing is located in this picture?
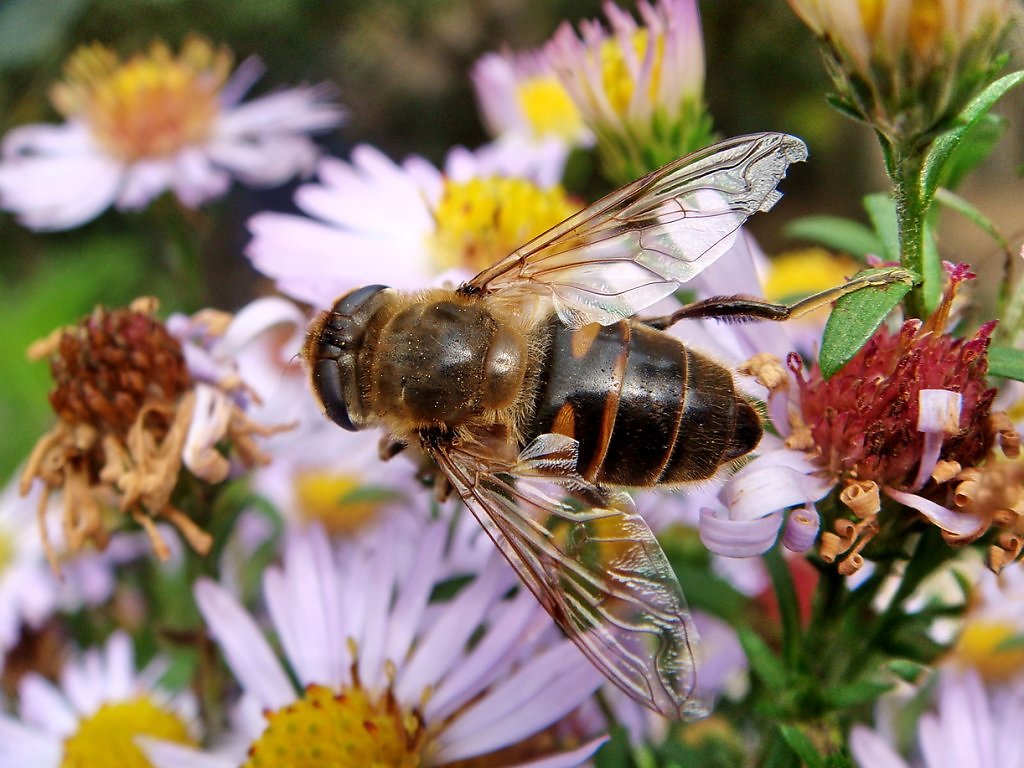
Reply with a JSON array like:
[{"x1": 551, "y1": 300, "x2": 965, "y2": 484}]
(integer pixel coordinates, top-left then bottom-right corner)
[
  {"x1": 463, "y1": 132, "x2": 807, "y2": 327},
  {"x1": 427, "y1": 431, "x2": 709, "y2": 719}
]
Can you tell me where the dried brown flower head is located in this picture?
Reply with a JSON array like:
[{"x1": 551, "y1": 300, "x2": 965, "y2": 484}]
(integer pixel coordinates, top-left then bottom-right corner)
[{"x1": 21, "y1": 298, "x2": 284, "y2": 566}]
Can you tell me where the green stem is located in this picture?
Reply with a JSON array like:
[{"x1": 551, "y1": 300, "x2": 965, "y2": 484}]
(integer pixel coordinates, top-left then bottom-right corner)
[
  {"x1": 890, "y1": 141, "x2": 927, "y2": 319},
  {"x1": 764, "y1": 546, "x2": 803, "y2": 672}
]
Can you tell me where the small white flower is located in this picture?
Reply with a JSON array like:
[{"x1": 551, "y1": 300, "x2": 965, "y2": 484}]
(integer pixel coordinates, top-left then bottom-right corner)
[
  {"x1": 246, "y1": 141, "x2": 576, "y2": 308},
  {"x1": 142, "y1": 521, "x2": 607, "y2": 767},
  {"x1": 0, "y1": 631, "x2": 199, "y2": 768},
  {"x1": 0, "y1": 38, "x2": 343, "y2": 231},
  {"x1": 470, "y1": 47, "x2": 592, "y2": 171}
]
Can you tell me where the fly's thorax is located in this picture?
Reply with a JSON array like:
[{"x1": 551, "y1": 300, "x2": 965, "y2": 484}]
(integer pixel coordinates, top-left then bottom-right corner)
[{"x1": 368, "y1": 291, "x2": 530, "y2": 430}]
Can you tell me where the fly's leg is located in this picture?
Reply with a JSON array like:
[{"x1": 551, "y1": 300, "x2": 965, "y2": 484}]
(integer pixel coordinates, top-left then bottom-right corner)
[{"x1": 641, "y1": 267, "x2": 915, "y2": 330}]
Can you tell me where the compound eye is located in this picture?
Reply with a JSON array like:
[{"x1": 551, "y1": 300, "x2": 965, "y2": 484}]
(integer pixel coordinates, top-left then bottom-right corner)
[
  {"x1": 332, "y1": 284, "x2": 389, "y2": 318},
  {"x1": 312, "y1": 358, "x2": 357, "y2": 431}
]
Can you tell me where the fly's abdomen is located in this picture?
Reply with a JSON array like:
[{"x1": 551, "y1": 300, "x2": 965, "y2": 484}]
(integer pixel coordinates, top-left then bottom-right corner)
[{"x1": 527, "y1": 317, "x2": 761, "y2": 487}]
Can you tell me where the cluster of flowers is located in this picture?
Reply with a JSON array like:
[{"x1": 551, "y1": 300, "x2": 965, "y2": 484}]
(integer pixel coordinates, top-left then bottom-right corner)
[{"x1": 0, "y1": 0, "x2": 1021, "y2": 766}]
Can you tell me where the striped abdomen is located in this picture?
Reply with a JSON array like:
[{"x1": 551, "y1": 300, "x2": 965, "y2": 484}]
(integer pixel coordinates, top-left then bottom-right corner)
[{"x1": 525, "y1": 317, "x2": 762, "y2": 487}]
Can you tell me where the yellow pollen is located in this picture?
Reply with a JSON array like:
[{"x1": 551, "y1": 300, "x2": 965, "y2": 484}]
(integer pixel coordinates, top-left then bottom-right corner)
[
  {"x1": 599, "y1": 30, "x2": 665, "y2": 117},
  {"x1": 955, "y1": 620, "x2": 1024, "y2": 682},
  {"x1": 50, "y1": 37, "x2": 232, "y2": 161},
  {"x1": 429, "y1": 177, "x2": 578, "y2": 274},
  {"x1": 60, "y1": 697, "x2": 194, "y2": 768},
  {"x1": 244, "y1": 684, "x2": 425, "y2": 768},
  {"x1": 294, "y1": 470, "x2": 396, "y2": 535},
  {"x1": 516, "y1": 75, "x2": 585, "y2": 140}
]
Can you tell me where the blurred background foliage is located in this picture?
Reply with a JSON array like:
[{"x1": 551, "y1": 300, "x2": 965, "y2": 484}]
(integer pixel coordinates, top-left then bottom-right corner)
[{"x1": 0, "y1": 0, "x2": 1021, "y2": 480}]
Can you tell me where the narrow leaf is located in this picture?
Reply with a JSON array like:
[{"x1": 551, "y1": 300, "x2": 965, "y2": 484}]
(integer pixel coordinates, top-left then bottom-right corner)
[
  {"x1": 934, "y1": 188, "x2": 1011, "y2": 252},
  {"x1": 989, "y1": 346, "x2": 1024, "y2": 381},
  {"x1": 822, "y1": 680, "x2": 893, "y2": 708},
  {"x1": 886, "y1": 659, "x2": 927, "y2": 684},
  {"x1": 862, "y1": 193, "x2": 899, "y2": 262},
  {"x1": 938, "y1": 113, "x2": 1007, "y2": 191},
  {"x1": 777, "y1": 725, "x2": 826, "y2": 768},
  {"x1": 784, "y1": 215, "x2": 884, "y2": 258},
  {"x1": 738, "y1": 627, "x2": 788, "y2": 691},
  {"x1": 921, "y1": 70, "x2": 1024, "y2": 204},
  {"x1": 819, "y1": 267, "x2": 917, "y2": 378}
]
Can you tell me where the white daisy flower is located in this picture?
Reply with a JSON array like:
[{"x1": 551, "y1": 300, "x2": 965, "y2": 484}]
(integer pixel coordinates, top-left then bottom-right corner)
[
  {"x1": 246, "y1": 141, "x2": 577, "y2": 308},
  {"x1": 850, "y1": 668, "x2": 1024, "y2": 768},
  {"x1": 0, "y1": 631, "x2": 199, "y2": 768},
  {"x1": 0, "y1": 36, "x2": 343, "y2": 231},
  {"x1": 142, "y1": 522, "x2": 607, "y2": 767}
]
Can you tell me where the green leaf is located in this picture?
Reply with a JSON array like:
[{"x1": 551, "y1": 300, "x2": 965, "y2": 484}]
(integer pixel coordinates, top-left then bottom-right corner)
[
  {"x1": 921, "y1": 70, "x2": 1024, "y2": 205},
  {"x1": 937, "y1": 113, "x2": 1007, "y2": 191},
  {"x1": 819, "y1": 267, "x2": 917, "y2": 379},
  {"x1": 784, "y1": 216, "x2": 884, "y2": 259},
  {"x1": 862, "y1": 193, "x2": 899, "y2": 261},
  {"x1": 738, "y1": 628, "x2": 788, "y2": 691},
  {"x1": 885, "y1": 659, "x2": 927, "y2": 684},
  {"x1": 778, "y1": 725, "x2": 826, "y2": 768},
  {"x1": 989, "y1": 346, "x2": 1024, "y2": 381},
  {"x1": 822, "y1": 680, "x2": 893, "y2": 708},
  {"x1": 934, "y1": 188, "x2": 1011, "y2": 252}
]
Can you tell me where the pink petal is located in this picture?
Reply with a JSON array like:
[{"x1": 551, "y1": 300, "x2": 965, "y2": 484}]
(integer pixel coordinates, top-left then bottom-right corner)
[{"x1": 883, "y1": 487, "x2": 985, "y2": 537}]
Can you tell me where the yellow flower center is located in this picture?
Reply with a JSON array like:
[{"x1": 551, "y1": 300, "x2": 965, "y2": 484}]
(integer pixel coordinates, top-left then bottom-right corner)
[
  {"x1": 763, "y1": 248, "x2": 859, "y2": 304},
  {"x1": 243, "y1": 683, "x2": 426, "y2": 768},
  {"x1": 599, "y1": 30, "x2": 664, "y2": 117},
  {"x1": 515, "y1": 75, "x2": 585, "y2": 140},
  {"x1": 955, "y1": 620, "x2": 1024, "y2": 682},
  {"x1": 429, "y1": 177, "x2": 578, "y2": 274},
  {"x1": 60, "y1": 698, "x2": 194, "y2": 768},
  {"x1": 50, "y1": 38, "x2": 232, "y2": 161},
  {"x1": 294, "y1": 471, "x2": 398, "y2": 535}
]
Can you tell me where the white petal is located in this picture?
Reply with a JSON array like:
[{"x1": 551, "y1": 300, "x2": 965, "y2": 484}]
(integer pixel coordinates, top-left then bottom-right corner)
[
  {"x1": 383, "y1": 521, "x2": 447, "y2": 667},
  {"x1": 883, "y1": 488, "x2": 985, "y2": 537},
  {"x1": 169, "y1": 148, "x2": 230, "y2": 207},
  {"x1": 436, "y1": 642, "x2": 600, "y2": 762},
  {"x1": 782, "y1": 505, "x2": 820, "y2": 552},
  {"x1": 699, "y1": 507, "x2": 783, "y2": 557},
  {"x1": 505, "y1": 736, "x2": 610, "y2": 768},
  {"x1": 117, "y1": 160, "x2": 174, "y2": 210},
  {"x1": 205, "y1": 134, "x2": 318, "y2": 187},
  {"x1": 394, "y1": 558, "x2": 512, "y2": 703},
  {"x1": 0, "y1": 714, "x2": 60, "y2": 768},
  {"x1": 18, "y1": 675, "x2": 77, "y2": 735},
  {"x1": 918, "y1": 389, "x2": 962, "y2": 434},
  {"x1": 0, "y1": 151, "x2": 123, "y2": 231},
  {"x1": 138, "y1": 737, "x2": 234, "y2": 768},
  {"x1": 425, "y1": 589, "x2": 541, "y2": 721},
  {"x1": 216, "y1": 86, "x2": 342, "y2": 135},
  {"x1": 849, "y1": 724, "x2": 909, "y2": 768},
  {"x1": 182, "y1": 385, "x2": 233, "y2": 483},
  {"x1": 194, "y1": 579, "x2": 294, "y2": 710}
]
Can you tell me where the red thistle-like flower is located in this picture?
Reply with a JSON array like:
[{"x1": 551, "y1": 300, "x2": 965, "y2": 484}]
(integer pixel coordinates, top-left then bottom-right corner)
[
  {"x1": 791, "y1": 319, "x2": 996, "y2": 490},
  {"x1": 779, "y1": 264, "x2": 1022, "y2": 573}
]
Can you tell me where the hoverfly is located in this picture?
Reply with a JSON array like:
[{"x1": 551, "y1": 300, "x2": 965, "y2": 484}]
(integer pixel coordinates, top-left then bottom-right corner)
[{"x1": 304, "y1": 133, "x2": 909, "y2": 719}]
